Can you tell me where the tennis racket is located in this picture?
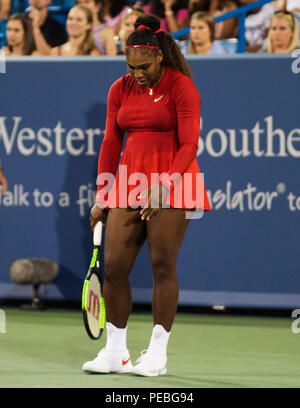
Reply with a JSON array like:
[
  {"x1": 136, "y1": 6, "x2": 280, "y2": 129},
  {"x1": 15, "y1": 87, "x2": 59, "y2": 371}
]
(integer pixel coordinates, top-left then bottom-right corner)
[{"x1": 82, "y1": 221, "x2": 106, "y2": 340}]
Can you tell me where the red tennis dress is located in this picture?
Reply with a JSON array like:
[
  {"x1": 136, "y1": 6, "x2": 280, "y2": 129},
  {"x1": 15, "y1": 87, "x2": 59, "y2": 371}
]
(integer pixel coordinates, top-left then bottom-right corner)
[{"x1": 96, "y1": 67, "x2": 211, "y2": 211}]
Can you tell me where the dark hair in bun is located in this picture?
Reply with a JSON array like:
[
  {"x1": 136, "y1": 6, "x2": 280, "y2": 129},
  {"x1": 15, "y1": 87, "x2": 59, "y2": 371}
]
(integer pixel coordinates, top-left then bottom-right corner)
[
  {"x1": 134, "y1": 14, "x2": 161, "y2": 32},
  {"x1": 126, "y1": 15, "x2": 192, "y2": 78}
]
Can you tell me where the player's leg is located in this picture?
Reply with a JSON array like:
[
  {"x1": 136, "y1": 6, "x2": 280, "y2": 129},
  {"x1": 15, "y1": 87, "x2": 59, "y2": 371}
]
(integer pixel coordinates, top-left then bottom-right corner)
[
  {"x1": 134, "y1": 208, "x2": 191, "y2": 376},
  {"x1": 83, "y1": 207, "x2": 147, "y2": 374},
  {"x1": 103, "y1": 207, "x2": 147, "y2": 327},
  {"x1": 148, "y1": 209, "x2": 191, "y2": 330}
]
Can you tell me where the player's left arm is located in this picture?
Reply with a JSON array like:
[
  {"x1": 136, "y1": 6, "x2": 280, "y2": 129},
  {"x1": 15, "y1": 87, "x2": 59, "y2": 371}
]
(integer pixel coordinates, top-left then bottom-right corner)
[{"x1": 160, "y1": 75, "x2": 201, "y2": 189}]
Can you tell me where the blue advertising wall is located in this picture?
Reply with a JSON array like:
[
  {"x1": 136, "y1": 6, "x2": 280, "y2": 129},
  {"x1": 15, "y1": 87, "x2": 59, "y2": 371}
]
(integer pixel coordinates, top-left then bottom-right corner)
[{"x1": 0, "y1": 54, "x2": 300, "y2": 309}]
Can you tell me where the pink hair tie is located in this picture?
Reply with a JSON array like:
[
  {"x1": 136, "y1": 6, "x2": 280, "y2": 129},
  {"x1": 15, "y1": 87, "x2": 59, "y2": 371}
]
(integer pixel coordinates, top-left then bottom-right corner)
[
  {"x1": 136, "y1": 25, "x2": 163, "y2": 34},
  {"x1": 125, "y1": 45, "x2": 160, "y2": 49},
  {"x1": 137, "y1": 25, "x2": 151, "y2": 31}
]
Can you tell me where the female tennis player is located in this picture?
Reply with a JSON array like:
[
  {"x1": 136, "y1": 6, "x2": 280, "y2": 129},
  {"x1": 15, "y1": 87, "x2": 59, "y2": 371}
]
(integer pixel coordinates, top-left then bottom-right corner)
[{"x1": 82, "y1": 14, "x2": 211, "y2": 376}]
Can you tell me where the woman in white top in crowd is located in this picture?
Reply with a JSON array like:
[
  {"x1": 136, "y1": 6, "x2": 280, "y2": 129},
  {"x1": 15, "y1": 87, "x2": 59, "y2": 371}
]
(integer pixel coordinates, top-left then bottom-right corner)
[
  {"x1": 77, "y1": 0, "x2": 117, "y2": 55},
  {"x1": 51, "y1": 5, "x2": 101, "y2": 56}
]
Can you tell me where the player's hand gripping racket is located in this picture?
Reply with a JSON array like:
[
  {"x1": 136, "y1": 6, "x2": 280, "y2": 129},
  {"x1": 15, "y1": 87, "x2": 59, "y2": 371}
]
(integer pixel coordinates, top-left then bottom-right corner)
[{"x1": 82, "y1": 221, "x2": 106, "y2": 340}]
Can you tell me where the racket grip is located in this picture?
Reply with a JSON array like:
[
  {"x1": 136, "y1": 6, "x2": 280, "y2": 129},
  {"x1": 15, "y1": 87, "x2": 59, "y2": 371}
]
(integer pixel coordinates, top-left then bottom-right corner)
[{"x1": 93, "y1": 221, "x2": 102, "y2": 246}]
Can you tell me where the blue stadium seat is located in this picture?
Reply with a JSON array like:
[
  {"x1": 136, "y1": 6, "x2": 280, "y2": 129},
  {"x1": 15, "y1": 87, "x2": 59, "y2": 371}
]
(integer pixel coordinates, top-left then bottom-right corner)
[
  {"x1": 10, "y1": 0, "x2": 27, "y2": 14},
  {"x1": 23, "y1": 0, "x2": 75, "y2": 10},
  {"x1": 52, "y1": 14, "x2": 67, "y2": 26},
  {"x1": 0, "y1": 19, "x2": 7, "y2": 48},
  {"x1": 50, "y1": 0, "x2": 75, "y2": 8},
  {"x1": 214, "y1": 38, "x2": 238, "y2": 54},
  {"x1": 48, "y1": 6, "x2": 69, "y2": 26}
]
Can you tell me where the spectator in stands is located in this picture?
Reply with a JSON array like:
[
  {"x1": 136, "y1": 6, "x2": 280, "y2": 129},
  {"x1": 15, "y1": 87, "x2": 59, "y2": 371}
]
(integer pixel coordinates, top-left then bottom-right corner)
[
  {"x1": 116, "y1": 7, "x2": 144, "y2": 53},
  {"x1": 27, "y1": 0, "x2": 67, "y2": 55},
  {"x1": 212, "y1": 0, "x2": 241, "y2": 39},
  {"x1": 77, "y1": 0, "x2": 117, "y2": 54},
  {"x1": 1, "y1": 13, "x2": 36, "y2": 55},
  {"x1": 188, "y1": 0, "x2": 237, "y2": 15},
  {"x1": 0, "y1": 158, "x2": 8, "y2": 195},
  {"x1": 240, "y1": 0, "x2": 276, "y2": 52},
  {"x1": 132, "y1": 1, "x2": 147, "y2": 11},
  {"x1": 188, "y1": 0, "x2": 210, "y2": 15},
  {"x1": 265, "y1": 10, "x2": 299, "y2": 53},
  {"x1": 275, "y1": 0, "x2": 300, "y2": 13},
  {"x1": 143, "y1": 0, "x2": 189, "y2": 33},
  {"x1": 287, "y1": 0, "x2": 300, "y2": 12},
  {"x1": 50, "y1": 5, "x2": 100, "y2": 55},
  {"x1": 0, "y1": 0, "x2": 11, "y2": 19},
  {"x1": 183, "y1": 11, "x2": 226, "y2": 54},
  {"x1": 99, "y1": 0, "x2": 130, "y2": 33}
]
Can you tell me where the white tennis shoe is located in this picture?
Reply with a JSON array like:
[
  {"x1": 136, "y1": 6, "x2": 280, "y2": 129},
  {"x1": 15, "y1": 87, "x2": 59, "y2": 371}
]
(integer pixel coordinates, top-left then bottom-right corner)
[
  {"x1": 82, "y1": 348, "x2": 133, "y2": 374},
  {"x1": 133, "y1": 350, "x2": 167, "y2": 376}
]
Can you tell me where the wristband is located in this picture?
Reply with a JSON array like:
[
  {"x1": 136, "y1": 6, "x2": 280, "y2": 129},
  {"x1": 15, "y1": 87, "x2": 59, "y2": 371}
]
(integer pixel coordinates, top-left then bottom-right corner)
[{"x1": 95, "y1": 190, "x2": 108, "y2": 206}]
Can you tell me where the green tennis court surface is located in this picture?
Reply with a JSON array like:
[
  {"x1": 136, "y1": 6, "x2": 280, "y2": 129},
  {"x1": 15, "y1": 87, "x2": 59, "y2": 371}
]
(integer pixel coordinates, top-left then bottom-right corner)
[{"x1": 0, "y1": 308, "x2": 299, "y2": 388}]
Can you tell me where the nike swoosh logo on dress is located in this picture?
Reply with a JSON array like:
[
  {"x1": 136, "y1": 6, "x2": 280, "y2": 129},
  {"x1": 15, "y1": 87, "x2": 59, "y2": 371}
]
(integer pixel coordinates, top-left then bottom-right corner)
[{"x1": 154, "y1": 95, "x2": 164, "y2": 102}]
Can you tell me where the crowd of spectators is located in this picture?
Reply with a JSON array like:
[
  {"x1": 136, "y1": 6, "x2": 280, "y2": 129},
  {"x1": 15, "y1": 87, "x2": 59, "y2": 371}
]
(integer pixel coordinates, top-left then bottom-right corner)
[{"x1": 0, "y1": 0, "x2": 299, "y2": 56}]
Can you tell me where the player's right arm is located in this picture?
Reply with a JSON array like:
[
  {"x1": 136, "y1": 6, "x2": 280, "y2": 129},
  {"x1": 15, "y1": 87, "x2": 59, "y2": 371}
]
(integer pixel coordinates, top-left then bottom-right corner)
[{"x1": 90, "y1": 79, "x2": 125, "y2": 230}]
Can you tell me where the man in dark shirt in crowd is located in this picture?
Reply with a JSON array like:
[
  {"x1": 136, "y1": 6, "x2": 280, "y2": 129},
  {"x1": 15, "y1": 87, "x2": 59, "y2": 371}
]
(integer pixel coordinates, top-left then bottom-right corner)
[{"x1": 27, "y1": 0, "x2": 67, "y2": 54}]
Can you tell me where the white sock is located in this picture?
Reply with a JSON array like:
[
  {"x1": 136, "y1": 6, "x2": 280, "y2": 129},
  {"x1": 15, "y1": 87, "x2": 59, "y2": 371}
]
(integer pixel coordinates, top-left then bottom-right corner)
[
  {"x1": 147, "y1": 324, "x2": 170, "y2": 356},
  {"x1": 105, "y1": 322, "x2": 127, "y2": 352}
]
